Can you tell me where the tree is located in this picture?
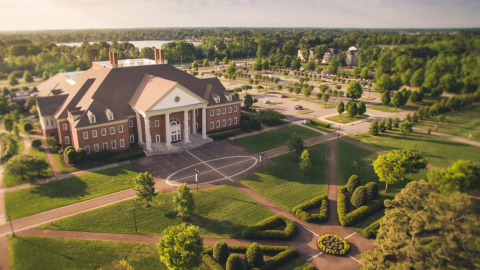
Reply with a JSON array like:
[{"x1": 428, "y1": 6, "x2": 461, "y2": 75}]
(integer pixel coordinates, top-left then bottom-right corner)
[
  {"x1": 347, "y1": 102, "x2": 357, "y2": 118},
  {"x1": 393, "y1": 117, "x2": 400, "y2": 128},
  {"x1": 3, "y1": 116, "x2": 13, "y2": 133},
  {"x1": 299, "y1": 149, "x2": 312, "y2": 175},
  {"x1": 46, "y1": 136, "x2": 58, "y2": 150},
  {"x1": 346, "y1": 81, "x2": 363, "y2": 100},
  {"x1": 381, "y1": 90, "x2": 391, "y2": 106},
  {"x1": 360, "y1": 67, "x2": 369, "y2": 79},
  {"x1": 31, "y1": 139, "x2": 42, "y2": 149},
  {"x1": 386, "y1": 117, "x2": 393, "y2": 130},
  {"x1": 379, "y1": 118, "x2": 386, "y2": 133},
  {"x1": 437, "y1": 114, "x2": 445, "y2": 124},
  {"x1": 351, "y1": 186, "x2": 367, "y2": 208},
  {"x1": 158, "y1": 223, "x2": 203, "y2": 270},
  {"x1": 202, "y1": 58, "x2": 209, "y2": 67},
  {"x1": 23, "y1": 122, "x2": 33, "y2": 133},
  {"x1": 173, "y1": 183, "x2": 195, "y2": 219},
  {"x1": 373, "y1": 153, "x2": 407, "y2": 193},
  {"x1": 191, "y1": 60, "x2": 198, "y2": 69},
  {"x1": 29, "y1": 156, "x2": 49, "y2": 177},
  {"x1": 223, "y1": 57, "x2": 229, "y2": 64},
  {"x1": 245, "y1": 243, "x2": 263, "y2": 268},
  {"x1": 337, "y1": 101, "x2": 345, "y2": 115},
  {"x1": 428, "y1": 160, "x2": 480, "y2": 193},
  {"x1": 306, "y1": 60, "x2": 315, "y2": 71},
  {"x1": 8, "y1": 73, "x2": 18, "y2": 86},
  {"x1": 66, "y1": 149, "x2": 78, "y2": 164},
  {"x1": 322, "y1": 93, "x2": 330, "y2": 108},
  {"x1": 352, "y1": 67, "x2": 359, "y2": 77},
  {"x1": 287, "y1": 132, "x2": 305, "y2": 157},
  {"x1": 4, "y1": 155, "x2": 29, "y2": 181},
  {"x1": 23, "y1": 70, "x2": 33, "y2": 84},
  {"x1": 319, "y1": 84, "x2": 329, "y2": 93},
  {"x1": 357, "y1": 101, "x2": 366, "y2": 115},
  {"x1": 400, "y1": 120, "x2": 413, "y2": 137},
  {"x1": 132, "y1": 172, "x2": 156, "y2": 208},
  {"x1": 13, "y1": 125, "x2": 19, "y2": 136},
  {"x1": 303, "y1": 88, "x2": 311, "y2": 98},
  {"x1": 42, "y1": 71, "x2": 51, "y2": 81},
  {"x1": 327, "y1": 59, "x2": 339, "y2": 74},
  {"x1": 25, "y1": 96, "x2": 36, "y2": 110},
  {"x1": 214, "y1": 57, "x2": 219, "y2": 65},
  {"x1": 392, "y1": 92, "x2": 402, "y2": 107},
  {"x1": 226, "y1": 62, "x2": 237, "y2": 83},
  {"x1": 257, "y1": 109, "x2": 286, "y2": 125},
  {"x1": 374, "y1": 74, "x2": 392, "y2": 93},
  {"x1": 244, "y1": 94, "x2": 253, "y2": 109}
]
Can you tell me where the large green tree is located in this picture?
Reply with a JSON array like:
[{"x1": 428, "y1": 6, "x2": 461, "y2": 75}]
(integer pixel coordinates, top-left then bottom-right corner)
[
  {"x1": 428, "y1": 160, "x2": 480, "y2": 193},
  {"x1": 287, "y1": 132, "x2": 306, "y2": 157},
  {"x1": 173, "y1": 183, "x2": 195, "y2": 219},
  {"x1": 346, "y1": 81, "x2": 363, "y2": 100},
  {"x1": 132, "y1": 172, "x2": 156, "y2": 207},
  {"x1": 158, "y1": 223, "x2": 203, "y2": 270}
]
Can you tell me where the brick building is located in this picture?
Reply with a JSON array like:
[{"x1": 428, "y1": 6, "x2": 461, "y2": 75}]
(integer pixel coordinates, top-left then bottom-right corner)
[{"x1": 36, "y1": 50, "x2": 241, "y2": 154}]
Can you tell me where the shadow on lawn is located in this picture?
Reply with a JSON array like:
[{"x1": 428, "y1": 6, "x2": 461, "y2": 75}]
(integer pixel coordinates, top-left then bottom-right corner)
[
  {"x1": 30, "y1": 178, "x2": 89, "y2": 198},
  {"x1": 16, "y1": 237, "x2": 75, "y2": 261}
]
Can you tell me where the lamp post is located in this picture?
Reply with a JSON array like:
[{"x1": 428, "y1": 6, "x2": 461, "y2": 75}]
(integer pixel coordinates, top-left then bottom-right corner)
[
  {"x1": 195, "y1": 168, "x2": 200, "y2": 191},
  {"x1": 247, "y1": 50, "x2": 250, "y2": 66},
  {"x1": 259, "y1": 152, "x2": 265, "y2": 171},
  {"x1": 132, "y1": 209, "x2": 137, "y2": 233},
  {"x1": 8, "y1": 215, "x2": 15, "y2": 237},
  {"x1": 180, "y1": 55, "x2": 183, "y2": 67}
]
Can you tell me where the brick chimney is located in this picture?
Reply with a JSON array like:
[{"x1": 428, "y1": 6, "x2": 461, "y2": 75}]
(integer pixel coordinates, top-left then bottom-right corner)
[
  {"x1": 108, "y1": 51, "x2": 114, "y2": 65},
  {"x1": 110, "y1": 51, "x2": 118, "y2": 67},
  {"x1": 159, "y1": 50, "x2": 164, "y2": 64},
  {"x1": 154, "y1": 49, "x2": 165, "y2": 64}
]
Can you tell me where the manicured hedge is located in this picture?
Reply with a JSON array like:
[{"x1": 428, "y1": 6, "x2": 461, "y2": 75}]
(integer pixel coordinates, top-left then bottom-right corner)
[
  {"x1": 228, "y1": 245, "x2": 299, "y2": 270},
  {"x1": 317, "y1": 234, "x2": 351, "y2": 256},
  {"x1": 362, "y1": 217, "x2": 383, "y2": 239},
  {"x1": 209, "y1": 131, "x2": 236, "y2": 140},
  {"x1": 202, "y1": 254, "x2": 223, "y2": 270},
  {"x1": 310, "y1": 119, "x2": 330, "y2": 128},
  {"x1": 292, "y1": 196, "x2": 328, "y2": 223},
  {"x1": 337, "y1": 187, "x2": 383, "y2": 226},
  {"x1": 213, "y1": 241, "x2": 230, "y2": 263},
  {"x1": 302, "y1": 265, "x2": 317, "y2": 270},
  {"x1": 241, "y1": 215, "x2": 297, "y2": 240},
  {"x1": 114, "y1": 148, "x2": 145, "y2": 162}
]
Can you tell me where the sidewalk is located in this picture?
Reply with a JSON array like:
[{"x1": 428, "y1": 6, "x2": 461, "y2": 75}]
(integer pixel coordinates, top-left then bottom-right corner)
[{"x1": 228, "y1": 122, "x2": 293, "y2": 140}]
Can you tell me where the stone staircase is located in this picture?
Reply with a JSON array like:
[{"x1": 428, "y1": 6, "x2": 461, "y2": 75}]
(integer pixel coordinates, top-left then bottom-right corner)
[{"x1": 142, "y1": 133, "x2": 213, "y2": 156}]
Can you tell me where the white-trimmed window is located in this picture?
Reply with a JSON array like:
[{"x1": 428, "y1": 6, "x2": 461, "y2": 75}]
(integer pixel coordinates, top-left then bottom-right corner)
[
  {"x1": 92, "y1": 130, "x2": 97, "y2": 138},
  {"x1": 234, "y1": 117, "x2": 238, "y2": 124},
  {"x1": 64, "y1": 136, "x2": 70, "y2": 144},
  {"x1": 45, "y1": 119, "x2": 49, "y2": 127},
  {"x1": 155, "y1": 120, "x2": 159, "y2": 127},
  {"x1": 111, "y1": 140, "x2": 116, "y2": 149},
  {"x1": 228, "y1": 118, "x2": 232, "y2": 125},
  {"x1": 85, "y1": 145, "x2": 90, "y2": 154},
  {"x1": 216, "y1": 120, "x2": 220, "y2": 128},
  {"x1": 156, "y1": 133, "x2": 160, "y2": 142},
  {"x1": 228, "y1": 107, "x2": 232, "y2": 113},
  {"x1": 94, "y1": 143, "x2": 99, "y2": 152},
  {"x1": 210, "y1": 110, "x2": 214, "y2": 116},
  {"x1": 210, "y1": 121, "x2": 214, "y2": 129},
  {"x1": 217, "y1": 109, "x2": 220, "y2": 115},
  {"x1": 83, "y1": 131, "x2": 88, "y2": 139},
  {"x1": 63, "y1": 123, "x2": 68, "y2": 130},
  {"x1": 118, "y1": 125, "x2": 124, "y2": 133},
  {"x1": 223, "y1": 108, "x2": 226, "y2": 114},
  {"x1": 89, "y1": 115, "x2": 96, "y2": 123},
  {"x1": 107, "y1": 111, "x2": 114, "y2": 121},
  {"x1": 120, "y1": 138, "x2": 125, "y2": 147},
  {"x1": 222, "y1": 119, "x2": 226, "y2": 126},
  {"x1": 102, "y1": 142, "x2": 108, "y2": 150},
  {"x1": 196, "y1": 122, "x2": 199, "y2": 130},
  {"x1": 195, "y1": 109, "x2": 198, "y2": 116},
  {"x1": 101, "y1": 128, "x2": 106, "y2": 136},
  {"x1": 130, "y1": 134, "x2": 135, "y2": 143},
  {"x1": 110, "y1": 127, "x2": 115, "y2": 134},
  {"x1": 234, "y1": 106, "x2": 238, "y2": 112},
  {"x1": 128, "y1": 120, "x2": 133, "y2": 127},
  {"x1": 50, "y1": 119, "x2": 54, "y2": 126}
]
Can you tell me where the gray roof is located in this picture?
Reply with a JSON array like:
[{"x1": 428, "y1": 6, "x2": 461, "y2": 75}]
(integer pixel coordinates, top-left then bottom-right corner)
[{"x1": 36, "y1": 95, "x2": 68, "y2": 116}]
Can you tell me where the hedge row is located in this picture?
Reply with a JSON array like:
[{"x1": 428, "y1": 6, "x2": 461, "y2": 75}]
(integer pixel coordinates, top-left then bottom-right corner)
[
  {"x1": 310, "y1": 119, "x2": 330, "y2": 128},
  {"x1": 362, "y1": 217, "x2": 383, "y2": 239},
  {"x1": 337, "y1": 187, "x2": 383, "y2": 226},
  {"x1": 241, "y1": 215, "x2": 297, "y2": 240},
  {"x1": 209, "y1": 131, "x2": 236, "y2": 140},
  {"x1": 228, "y1": 245, "x2": 298, "y2": 270},
  {"x1": 317, "y1": 234, "x2": 351, "y2": 256},
  {"x1": 302, "y1": 265, "x2": 317, "y2": 270},
  {"x1": 202, "y1": 254, "x2": 223, "y2": 270},
  {"x1": 1, "y1": 133, "x2": 18, "y2": 159},
  {"x1": 292, "y1": 196, "x2": 328, "y2": 223},
  {"x1": 114, "y1": 148, "x2": 145, "y2": 162}
]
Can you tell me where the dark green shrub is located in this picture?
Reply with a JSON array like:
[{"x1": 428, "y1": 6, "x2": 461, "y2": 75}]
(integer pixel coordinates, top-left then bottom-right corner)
[
  {"x1": 31, "y1": 139, "x2": 42, "y2": 149},
  {"x1": 346, "y1": 175, "x2": 360, "y2": 194},
  {"x1": 338, "y1": 186, "x2": 383, "y2": 226},
  {"x1": 241, "y1": 114, "x2": 251, "y2": 123},
  {"x1": 246, "y1": 243, "x2": 263, "y2": 268},
  {"x1": 209, "y1": 131, "x2": 235, "y2": 140},
  {"x1": 101, "y1": 149, "x2": 112, "y2": 158},
  {"x1": 365, "y1": 182, "x2": 379, "y2": 200},
  {"x1": 292, "y1": 196, "x2": 328, "y2": 223},
  {"x1": 76, "y1": 148, "x2": 87, "y2": 163},
  {"x1": 226, "y1": 254, "x2": 244, "y2": 270},
  {"x1": 23, "y1": 122, "x2": 33, "y2": 133},
  {"x1": 351, "y1": 186, "x2": 368, "y2": 208},
  {"x1": 114, "y1": 148, "x2": 145, "y2": 162},
  {"x1": 63, "y1": 146, "x2": 74, "y2": 159},
  {"x1": 66, "y1": 149, "x2": 78, "y2": 164},
  {"x1": 202, "y1": 254, "x2": 223, "y2": 270},
  {"x1": 88, "y1": 151, "x2": 100, "y2": 161},
  {"x1": 310, "y1": 119, "x2": 330, "y2": 128},
  {"x1": 241, "y1": 215, "x2": 297, "y2": 240},
  {"x1": 317, "y1": 234, "x2": 350, "y2": 256},
  {"x1": 241, "y1": 120, "x2": 251, "y2": 132},
  {"x1": 213, "y1": 241, "x2": 229, "y2": 263},
  {"x1": 250, "y1": 118, "x2": 261, "y2": 130},
  {"x1": 362, "y1": 217, "x2": 383, "y2": 239},
  {"x1": 261, "y1": 247, "x2": 298, "y2": 270},
  {"x1": 302, "y1": 265, "x2": 317, "y2": 270}
]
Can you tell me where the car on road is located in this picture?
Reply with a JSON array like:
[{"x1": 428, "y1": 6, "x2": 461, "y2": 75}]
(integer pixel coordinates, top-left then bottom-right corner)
[
  {"x1": 279, "y1": 95, "x2": 287, "y2": 98},
  {"x1": 263, "y1": 100, "x2": 271, "y2": 104},
  {"x1": 294, "y1": 105, "x2": 303, "y2": 110}
]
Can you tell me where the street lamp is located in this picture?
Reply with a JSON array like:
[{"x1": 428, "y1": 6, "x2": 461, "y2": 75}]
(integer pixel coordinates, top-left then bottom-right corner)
[
  {"x1": 132, "y1": 209, "x2": 137, "y2": 233},
  {"x1": 259, "y1": 152, "x2": 265, "y2": 171},
  {"x1": 247, "y1": 50, "x2": 250, "y2": 66},
  {"x1": 8, "y1": 215, "x2": 15, "y2": 237},
  {"x1": 337, "y1": 125, "x2": 340, "y2": 140},
  {"x1": 180, "y1": 55, "x2": 183, "y2": 67},
  {"x1": 195, "y1": 168, "x2": 200, "y2": 191}
]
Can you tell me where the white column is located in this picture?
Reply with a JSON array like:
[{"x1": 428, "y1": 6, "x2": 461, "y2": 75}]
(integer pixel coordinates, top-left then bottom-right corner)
[
  {"x1": 144, "y1": 116, "x2": 152, "y2": 151},
  {"x1": 136, "y1": 111, "x2": 143, "y2": 144},
  {"x1": 192, "y1": 109, "x2": 196, "y2": 134},
  {"x1": 165, "y1": 113, "x2": 171, "y2": 146},
  {"x1": 184, "y1": 110, "x2": 190, "y2": 143},
  {"x1": 202, "y1": 107, "x2": 207, "y2": 139}
]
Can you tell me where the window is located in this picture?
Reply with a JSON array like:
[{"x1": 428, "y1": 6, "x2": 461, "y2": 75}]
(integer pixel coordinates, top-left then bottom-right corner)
[
  {"x1": 128, "y1": 120, "x2": 133, "y2": 127},
  {"x1": 210, "y1": 110, "x2": 214, "y2": 116},
  {"x1": 130, "y1": 134, "x2": 135, "y2": 143},
  {"x1": 120, "y1": 138, "x2": 125, "y2": 147},
  {"x1": 45, "y1": 119, "x2": 49, "y2": 127},
  {"x1": 92, "y1": 130, "x2": 97, "y2": 138},
  {"x1": 223, "y1": 108, "x2": 226, "y2": 114},
  {"x1": 83, "y1": 131, "x2": 88, "y2": 139},
  {"x1": 195, "y1": 109, "x2": 198, "y2": 116},
  {"x1": 228, "y1": 118, "x2": 232, "y2": 125},
  {"x1": 101, "y1": 128, "x2": 106, "y2": 136},
  {"x1": 107, "y1": 112, "x2": 114, "y2": 121},
  {"x1": 217, "y1": 109, "x2": 220, "y2": 115},
  {"x1": 228, "y1": 95, "x2": 232, "y2": 101},
  {"x1": 118, "y1": 125, "x2": 124, "y2": 133},
  {"x1": 216, "y1": 120, "x2": 220, "y2": 128},
  {"x1": 94, "y1": 143, "x2": 99, "y2": 152},
  {"x1": 64, "y1": 136, "x2": 70, "y2": 144},
  {"x1": 111, "y1": 140, "x2": 116, "y2": 149},
  {"x1": 234, "y1": 117, "x2": 238, "y2": 124},
  {"x1": 155, "y1": 133, "x2": 161, "y2": 142},
  {"x1": 234, "y1": 106, "x2": 238, "y2": 112},
  {"x1": 228, "y1": 107, "x2": 232, "y2": 113},
  {"x1": 63, "y1": 123, "x2": 68, "y2": 131},
  {"x1": 85, "y1": 145, "x2": 90, "y2": 154},
  {"x1": 89, "y1": 115, "x2": 96, "y2": 123},
  {"x1": 196, "y1": 122, "x2": 199, "y2": 131},
  {"x1": 102, "y1": 142, "x2": 108, "y2": 150},
  {"x1": 50, "y1": 119, "x2": 54, "y2": 126},
  {"x1": 110, "y1": 127, "x2": 115, "y2": 134},
  {"x1": 210, "y1": 121, "x2": 214, "y2": 129},
  {"x1": 155, "y1": 120, "x2": 159, "y2": 127},
  {"x1": 222, "y1": 119, "x2": 226, "y2": 126}
]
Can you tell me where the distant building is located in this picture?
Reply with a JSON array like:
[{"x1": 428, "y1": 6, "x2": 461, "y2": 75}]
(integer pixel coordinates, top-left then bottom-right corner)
[
  {"x1": 297, "y1": 47, "x2": 315, "y2": 62},
  {"x1": 9, "y1": 90, "x2": 39, "y2": 108},
  {"x1": 322, "y1": 46, "x2": 358, "y2": 66},
  {"x1": 322, "y1": 49, "x2": 339, "y2": 64}
]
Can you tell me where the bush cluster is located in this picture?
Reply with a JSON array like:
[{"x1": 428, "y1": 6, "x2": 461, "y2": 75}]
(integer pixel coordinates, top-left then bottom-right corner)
[
  {"x1": 213, "y1": 241, "x2": 230, "y2": 263},
  {"x1": 246, "y1": 243, "x2": 263, "y2": 268},
  {"x1": 209, "y1": 131, "x2": 236, "y2": 140},
  {"x1": 292, "y1": 196, "x2": 328, "y2": 223},
  {"x1": 317, "y1": 234, "x2": 351, "y2": 256},
  {"x1": 337, "y1": 187, "x2": 384, "y2": 226},
  {"x1": 227, "y1": 245, "x2": 299, "y2": 270},
  {"x1": 1, "y1": 133, "x2": 18, "y2": 159},
  {"x1": 351, "y1": 186, "x2": 368, "y2": 208},
  {"x1": 226, "y1": 254, "x2": 244, "y2": 270},
  {"x1": 346, "y1": 175, "x2": 360, "y2": 194},
  {"x1": 310, "y1": 119, "x2": 330, "y2": 128},
  {"x1": 242, "y1": 106, "x2": 256, "y2": 112},
  {"x1": 114, "y1": 148, "x2": 145, "y2": 162},
  {"x1": 415, "y1": 92, "x2": 479, "y2": 120},
  {"x1": 365, "y1": 182, "x2": 379, "y2": 200},
  {"x1": 362, "y1": 217, "x2": 383, "y2": 239},
  {"x1": 202, "y1": 254, "x2": 223, "y2": 270},
  {"x1": 241, "y1": 215, "x2": 297, "y2": 240}
]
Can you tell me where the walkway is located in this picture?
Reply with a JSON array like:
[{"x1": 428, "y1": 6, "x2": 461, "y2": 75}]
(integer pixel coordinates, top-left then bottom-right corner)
[{"x1": 228, "y1": 122, "x2": 293, "y2": 140}]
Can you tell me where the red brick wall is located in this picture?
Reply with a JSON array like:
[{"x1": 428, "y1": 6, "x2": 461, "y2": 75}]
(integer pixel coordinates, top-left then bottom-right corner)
[
  {"x1": 206, "y1": 104, "x2": 241, "y2": 133},
  {"x1": 74, "y1": 121, "x2": 130, "y2": 153}
]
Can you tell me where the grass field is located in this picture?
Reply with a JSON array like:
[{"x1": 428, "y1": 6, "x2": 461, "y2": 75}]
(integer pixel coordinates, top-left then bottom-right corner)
[
  {"x1": 303, "y1": 122, "x2": 335, "y2": 133},
  {"x1": 326, "y1": 114, "x2": 369, "y2": 124},
  {"x1": 235, "y1": 125, "x2": 321, "y2": 152},
  {"x1": 343, "y1": 129, "x2": 480, "y2": 168},
  {"x1": 52, "y1": 152, "x2": 118, "y2": 174},
  {"x1": 413, "y1": 103, "x2": 480, "y2": 142},
  {"x1": 277, "y1": 257, "x2": 314, "y2": 270},
  {"x1": 241, "y1": 142, "x2": 328, "y2": 211},
  {"x1": 241, "y1": 111, "x2": 288, "y2": 127},
  {"x1": 296, "y1": 109, "x2": 314, "y2": 114},
  {"x1": 39, "y1": 185, "x2": 274, "y2": 238},
  {"x1": 5, "y1": 165, "x2": 139, "y2": 220},
  {"x1": 8, "y1": 236, "x2": 168, "y2": 270},
  {"x1": 3, "y1": 147, "x2": 54, "y2": 187}
]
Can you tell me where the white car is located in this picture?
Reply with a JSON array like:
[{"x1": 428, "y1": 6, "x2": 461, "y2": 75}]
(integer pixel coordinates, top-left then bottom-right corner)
[{"x1": 263, "y1": 100, "x2": 271, "y2": 104}]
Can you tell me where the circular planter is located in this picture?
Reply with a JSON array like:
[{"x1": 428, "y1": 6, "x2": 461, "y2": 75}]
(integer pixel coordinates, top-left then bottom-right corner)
[{"x1": 317, "y1": 234, "x2": 351, "y2": 256}]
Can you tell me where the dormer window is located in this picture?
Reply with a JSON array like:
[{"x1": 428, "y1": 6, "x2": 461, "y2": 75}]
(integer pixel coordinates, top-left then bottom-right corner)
[
  {"x1": 89, "y1": 114, "x2": 96, "y2": 124},
  {"x1": 105, "y1": 109, "x2": 114, "y2": 121},
  {"x1": 227, "y1": 95, "x2": 232, "y2": 101},
  {"x1": 212, "y1": 95, "x2": 220, "y2": 104}
]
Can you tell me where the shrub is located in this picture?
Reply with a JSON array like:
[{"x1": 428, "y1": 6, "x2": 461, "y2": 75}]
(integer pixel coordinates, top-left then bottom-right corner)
[
  {"x1": 23, "y1": 122, "x2": 33, "y2": 133},
  {"x1": 213, "y1": 241, "x2": 229, "y2": 263},
  {"x1": 346, "y1": 175, "x2": 360, "y2": 194},
  {"x1": 202, "y1": 254, "x2": 223, "y2": 270},
  {"x1": 292, "y1": 196, "x2": 328, "y2": 223},
  {"x1": 66, "y1": 149, "x2": 78, "y2": 164},
  {"x1": 351, "y1": 186, "x2": 368, "y2": 208},
  {"x1": 226, "y1": 254, "x2": 244, "y2": 270},
  {"x1": 246, "y1": 243, "x2": 263, "y2": 268},
  {"x1": 393, "y1": 117, "x2": 400, "y2": 128},
  {"x1": 31, "y1": 139, "x2": 42, "y2": 149},
  {"x1": 241, "y1": 215, "x2": 297, "y2": 240},
  {"x1": 310, "y1": 119, "x2": 330, "y2": 128},
  {"x1": 209, "y1": 131, "x2": 235, "y2": 140},
  {"x1": 250, "y1": 118, "x2": 261, "y2": 130},
  {"x1": 1, "y1": 133, "x2": 18, "y2": 159},
  {"x1": 101, "y1": 149, "x2": 112, "y2": 158},
  {"x1": 338, "y1": 188, "x2": 383, "y2": 226},
  {"x1": 46, "y1": 136, "x2": 59, "y2": 151},
  {"x1": 241, "y1": 120, "x2": 251, "y2": 132},
  {"x1": 261, "y1": 247, "x2": 298, "y2": 270},
  {"x1": 114, "y1": 148, "x2": 145, "y2": 162},
  {"x1": 241, "y1": 114, "x2": 251, "y2": 123},
  {"x1": 76, "y1": 148, "x2": 87, "y2": 163},
  {"x1": 362, "y1": 218, "x2": 383, "y2": 239},
  {"x1": 317, "y1": 234, "x2": 350, "y2": 256},
  {"x1": 63, "y1": 146, "x2": 75, "y2": 159},
  {"x1": 302, "y1": 265, "x2": 317, "y2": 270},
  {"x1": 365, "y1": 182, "x2": 379, "y2": 200}
]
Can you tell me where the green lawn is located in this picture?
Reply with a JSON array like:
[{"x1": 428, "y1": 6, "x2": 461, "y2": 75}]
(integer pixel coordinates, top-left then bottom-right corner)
[
  {"x1": 361, "y1": 97, "x2": 376, "y2": 101},
  {"x1": 303, "y1": 122, "x2": 335, "y2": 133},
  {"x1": 241, "y1": 143, "x2": 328, "y2": 211},
  {"x1": 320, "y1": 103, "x2": 336, "y2": 109},
  {"x1": 3, "y1": 147, "x2": 54, "y2": 187},
  {"x1": 326, "y1": 114, "x2": 369, "y2": 124},
  {"x1": 367, "y1": 103, "x2": 418, "y2": 113},
  {"x1": 413, "y1": 103, "x2": 480, "y2": 142},
  {"x1": 5, "y1": 165, "x2": 139, "y2": 220},
  {"x1": 8, "y1": 236, "x2": 167, "y2": 270},
  {"x1": 277, "y1": 257, "x2": 314, "y2": 270},
  {"x1": 52, "y1": 152, "x2": 118, "y2": 174},
  {"x1": 296, "y1": 109, "x2": 314, "y2": 114},
  {"x1": 235, "y1": 125, "x2": 321, "y2": 152},
  {"x1": 39, "y1": 185, "x2": 274, "y2": 238},
  {"x1": 241, "y1": 111, "x2": 288, "y2": 127},
  {"x1": 344, "y1": 129, "x2": 480, "y2": 168}
]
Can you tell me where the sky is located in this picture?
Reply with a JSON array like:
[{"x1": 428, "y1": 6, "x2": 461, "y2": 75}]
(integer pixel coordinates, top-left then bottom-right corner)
[{"x1": 0, "y1": 0, "x2": 479, "y2": 31}]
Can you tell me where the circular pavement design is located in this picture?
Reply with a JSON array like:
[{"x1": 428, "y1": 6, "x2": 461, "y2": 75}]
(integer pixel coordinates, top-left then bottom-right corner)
[{"x1": 166, "y1": 156, "x2": 258, "y2": 186}]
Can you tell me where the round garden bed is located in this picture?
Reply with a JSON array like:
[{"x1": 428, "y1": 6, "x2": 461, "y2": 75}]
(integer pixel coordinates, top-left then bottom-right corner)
[{"x1": 317, "y1": 234, "x2": 351, "y2": 256}]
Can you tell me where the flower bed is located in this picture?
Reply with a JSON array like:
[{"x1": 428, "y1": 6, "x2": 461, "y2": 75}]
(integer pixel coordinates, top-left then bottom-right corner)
[{"x1": 317, "y1": 234, "x2": 350, "y2": 256}]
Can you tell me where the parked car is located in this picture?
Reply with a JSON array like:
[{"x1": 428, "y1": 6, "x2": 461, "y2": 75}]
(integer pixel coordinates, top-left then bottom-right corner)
[
  {"x1": 279, "y1": 95, "x2": 287, "y2": 98},
  {"x1": 263, "y1": 100, "x2": 271, "y2": 104},
  {"x1": 294, "y1": 105, "x2": 303, "y2": 110}
]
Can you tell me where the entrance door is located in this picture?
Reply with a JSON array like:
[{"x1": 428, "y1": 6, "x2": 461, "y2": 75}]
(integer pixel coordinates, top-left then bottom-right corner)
[{"x1": 170, "y1": 118, "x2": 181, "y2": 143}]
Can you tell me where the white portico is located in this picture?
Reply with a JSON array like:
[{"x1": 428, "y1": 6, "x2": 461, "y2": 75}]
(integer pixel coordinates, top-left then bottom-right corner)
[{"x1": 129, "y1": 74, "x2": 210, "y2": 153}]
